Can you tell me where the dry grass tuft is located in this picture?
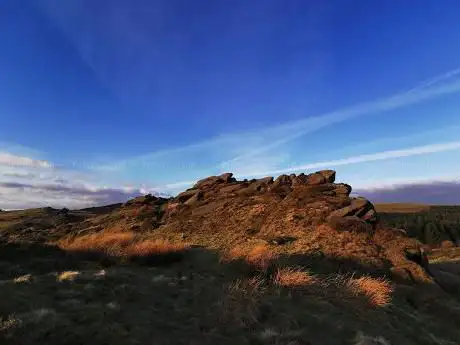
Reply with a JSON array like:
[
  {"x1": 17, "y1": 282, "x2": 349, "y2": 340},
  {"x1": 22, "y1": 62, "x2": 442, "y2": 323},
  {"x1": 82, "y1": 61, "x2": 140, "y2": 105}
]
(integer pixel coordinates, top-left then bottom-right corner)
[
  {"x1": 218, "y1": 276, "x2": 266, "y2": 327},
  {"x1": 58, "y1": 232, "x2": 135, "y2": 254},
  {"x1": 274, "y1": 267, "x2": 317, "y2": 288},
  {"x1": 0, "y1": 314, "x2": 22, "y2": 333},
  {"x1": 224, "y1": 244, "x2": 277, "y2": 271},
  {"x1": 346, "y1": 276, "x2": 393, "y2": 307},
  {"x1": 127, "y1": 239, "x2": 186, "y2": 257},
  {"x1": 246, "y1": 245, "x2": 276, "y2": 270},
  {"x1": 57, "y1": 232, "x2": 188, "y2": 264},
  {"x1": 57, "y1": 271, "x2": 80, "y2": 282},
  {"x1": 13, "y1": 274, "x2": 32, "y2": 284}
]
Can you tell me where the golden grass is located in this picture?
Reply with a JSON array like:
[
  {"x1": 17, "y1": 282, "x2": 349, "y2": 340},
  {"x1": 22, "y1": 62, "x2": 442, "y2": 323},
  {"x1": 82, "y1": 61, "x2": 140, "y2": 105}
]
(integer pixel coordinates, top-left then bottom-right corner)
[
  {"x1": 273, "y1": 267, "x2": 317, "y2": 287},
  {"x1": 13, "y1": 274, "x2": 32, "y2": 284},
  {"x1": 57, "y1": 231, "x2": 187, "y2": 263},
  {"x1": 246, "y1": 245, "x2": 276, "y2": 270},
  {"x1": 57, "y1": 271, "x2": 80, "y2": 282},
  {"x1": 224, "y1": 244, "x2": 277, "y2": 271},
  {"x1": 59, "y1": 232, "x2": 135, "y2": 253},
  {"x1": 346, "y1": 276, "x2": 393, "y2": 307}
]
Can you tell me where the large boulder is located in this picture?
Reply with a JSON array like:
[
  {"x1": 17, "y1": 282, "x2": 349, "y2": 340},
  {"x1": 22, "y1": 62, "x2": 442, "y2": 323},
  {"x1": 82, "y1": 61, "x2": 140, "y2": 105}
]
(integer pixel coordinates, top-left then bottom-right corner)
[
  {"x1": 306, "y1": 173, "x2": 327, "y2": 186},
  {"x1": 193, "y1": 173, "x2": 235, "y2": 189},
  {"x1": 318, "y1": 170, "x2": 336, "y2": 183},
  {"x1": 328, "y1": 215, "x2": 374, "y2": 234},
  {"x1": 269, "y1": 174, "x2": 293, "y2": 195},
  {"x1": 327, "y1": 197, "x2": 376, "y2": 223}
]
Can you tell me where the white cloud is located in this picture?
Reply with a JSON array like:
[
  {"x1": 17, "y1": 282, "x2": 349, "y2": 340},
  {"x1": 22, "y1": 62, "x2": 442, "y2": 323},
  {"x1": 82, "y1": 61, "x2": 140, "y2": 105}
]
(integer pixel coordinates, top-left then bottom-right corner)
[
  {"x1": 0, "y1": 152, "x2": 52, "y2": 168},
  {"x1": 0, "y1": 151, "x2": 161, "y2": 210}
]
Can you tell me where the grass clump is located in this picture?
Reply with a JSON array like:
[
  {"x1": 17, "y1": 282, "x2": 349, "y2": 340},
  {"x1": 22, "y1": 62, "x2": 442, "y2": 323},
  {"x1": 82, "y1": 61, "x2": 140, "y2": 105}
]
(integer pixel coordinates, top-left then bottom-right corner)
[
  {"x1": 346, "y1": 276, "x2": 393, "y2": 307},
  {"x1": 273, "y1": 267, "x2": 317, "y2": 288},
  {"x1": 223, "y1": 244, "x2": 277, "y2": 272},
  {"x1": 57, "y1": 231, "x2": 188, "y2": 265}
]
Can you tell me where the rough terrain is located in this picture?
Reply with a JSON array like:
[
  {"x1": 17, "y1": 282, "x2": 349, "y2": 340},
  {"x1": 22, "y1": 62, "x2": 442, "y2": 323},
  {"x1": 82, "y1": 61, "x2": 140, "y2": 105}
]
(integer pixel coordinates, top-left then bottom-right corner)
[{"x1": 1, "y1": 170, "x2": 460, "y2": 345}]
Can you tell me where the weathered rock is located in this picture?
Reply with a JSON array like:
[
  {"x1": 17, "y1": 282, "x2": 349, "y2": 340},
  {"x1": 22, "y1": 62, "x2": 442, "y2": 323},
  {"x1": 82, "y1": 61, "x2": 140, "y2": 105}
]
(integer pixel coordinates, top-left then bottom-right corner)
[
  {"x1": 361, "y1": 208, "x2": 378, "y2": 223},
  {"x1": 218, "y1": 183, "x2": 246, "y2": 194},
  {"x1": 274, "y1": 174, "x2": 291, "y2": 184},
  {"x1": 236, "y1": 177, "x2": 274, "y2": 196},
  {"x1": 291, "y1": 173, "x2": 309, "y2": 186},
  {"x1": 328, "y1": 215, "x2": 374, "y2": 233},
  {"x1": 318, "y1": 170, "x2": 336, "y2": 183},
  {"x1": 269, "y1": 174, "x2": 292, "y2": 195},
  {"x1": 176, "y1": 189, "x2": 199, "y2": 203},
  {"x1": 334, "y1": 183, "x2": 352, "y2": 196},
  {"x1": 124, "y1": 194, "x2": 159, "y2": 206},
  {"x1": 297, "y1": 184, "x2": 337, "y2": 195},
  {"x1": 250, "y1": 177, "x2": 274, "y2": 192},
  {"x1": 306, "y1": 173, "x2": 327, "y2": 186},
  {"x1": 220, "y1": 172, "x2": 236, "y2": 183},
  {"x1": 193, "y1": 173, "x2": 235, "y2": 189},
  {"x1": 184, "y1": 191, "x2": 204, "y2": 206},
  {"x1": 328, "y1": 197, "x2": 374, "y2": 220}
]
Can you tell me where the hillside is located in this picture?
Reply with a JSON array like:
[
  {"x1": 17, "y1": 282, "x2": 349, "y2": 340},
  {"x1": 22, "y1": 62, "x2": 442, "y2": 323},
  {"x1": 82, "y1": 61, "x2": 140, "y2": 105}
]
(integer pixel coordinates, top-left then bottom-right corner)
[
  {"x1": 377, "y1": 204, "x2": 460, "y2": 247},
  {"x1": 1, "y1": 171, "x2": 460, "y2": 344}
]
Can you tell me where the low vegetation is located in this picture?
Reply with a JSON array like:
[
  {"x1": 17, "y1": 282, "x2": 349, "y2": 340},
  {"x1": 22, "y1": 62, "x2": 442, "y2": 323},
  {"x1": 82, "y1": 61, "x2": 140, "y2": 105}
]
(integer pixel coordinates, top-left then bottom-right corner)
[
  {"x1": 56, "y1": 231, "x2": 188, "y2": 264},
  {"x1": 377, "y1": 205, "x2": 460, "y2": 247},
  {"x1": 1, "y1": 172, "x2": 460, "y2": 344}
]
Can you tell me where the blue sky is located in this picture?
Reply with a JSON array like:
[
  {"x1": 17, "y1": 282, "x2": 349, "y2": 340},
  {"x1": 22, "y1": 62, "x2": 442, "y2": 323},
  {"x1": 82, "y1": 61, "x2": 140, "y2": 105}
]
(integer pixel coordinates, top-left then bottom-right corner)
[{"x1": 1, "y1": 0, "x2": 460, "y2": 209}]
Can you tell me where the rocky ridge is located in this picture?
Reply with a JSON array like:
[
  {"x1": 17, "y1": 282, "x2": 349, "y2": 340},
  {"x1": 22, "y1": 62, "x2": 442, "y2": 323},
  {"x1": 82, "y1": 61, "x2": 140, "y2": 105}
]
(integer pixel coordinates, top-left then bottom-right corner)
[
  {"x1": 166, "y1": 170, "x2": 377, "y2": 236},
  {"x1": 0, "y1": 170, "x2": 452, "y2": 292}
]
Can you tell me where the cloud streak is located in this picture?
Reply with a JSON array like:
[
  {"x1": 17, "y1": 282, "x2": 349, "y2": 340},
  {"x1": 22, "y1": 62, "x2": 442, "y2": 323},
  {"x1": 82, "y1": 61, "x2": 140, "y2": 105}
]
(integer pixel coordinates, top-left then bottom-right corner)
[
  {"x1": 159, "y1": 140, "x2": 460, "y2": 192},
  {"x1": 246, "y1": 141, "x2": 460, "y2": 177},
  {"x1": 93, "y1": 67, "x2": 460, "y2": 183},
  {"x1": 223, "y1": 71, "x2": 460, "y2": 165},
  {"x1": 0, "y1": 152, "x2": 52, "y2": 168}
]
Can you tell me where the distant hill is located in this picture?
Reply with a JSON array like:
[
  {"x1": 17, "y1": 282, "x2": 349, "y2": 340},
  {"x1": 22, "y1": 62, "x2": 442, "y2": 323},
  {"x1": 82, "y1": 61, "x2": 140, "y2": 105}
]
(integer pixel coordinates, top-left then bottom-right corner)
[
  {"x1": 377, "y1": 204, "x2": 460, "y2": 247},
  {"x1": 375, "y1": 203, "x2": 431, "y2": 213}
]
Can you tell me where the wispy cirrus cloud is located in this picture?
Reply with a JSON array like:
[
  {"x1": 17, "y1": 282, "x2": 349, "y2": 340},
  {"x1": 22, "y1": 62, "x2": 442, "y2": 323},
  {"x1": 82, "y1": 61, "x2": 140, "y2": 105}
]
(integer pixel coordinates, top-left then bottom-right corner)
[
  {"x1": 91, "y1": 66, "x2": 460, "y2": 185},
  {"x1": 157, "y1": 140, "x2": 460, "y2": 193},
  {"x1": 221, "y1": 68, "x2": 460, "y2": 167},
  {"x1": 38, "y1": 0, "x2": 460, "y2": 184},
  {"x1": 3, "y1": 66, "x2": 460, "y2": 208},
  {"x1": 245, "y1": 141, "x2": 460, "y2": 178}
]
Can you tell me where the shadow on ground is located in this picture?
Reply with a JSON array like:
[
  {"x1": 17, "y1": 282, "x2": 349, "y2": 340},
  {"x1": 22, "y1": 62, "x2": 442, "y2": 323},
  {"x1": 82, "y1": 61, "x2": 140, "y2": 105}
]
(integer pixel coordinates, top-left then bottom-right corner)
[{"x1": 1, "y1": 241, "x2": 460, "y2": 345}]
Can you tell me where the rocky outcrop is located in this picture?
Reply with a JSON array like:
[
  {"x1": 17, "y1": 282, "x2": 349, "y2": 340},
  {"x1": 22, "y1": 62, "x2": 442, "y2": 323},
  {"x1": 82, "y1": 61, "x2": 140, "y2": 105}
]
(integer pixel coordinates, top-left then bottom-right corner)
[{"x1": 170, "y1": 170, "x2": 377, "y2": 232}]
